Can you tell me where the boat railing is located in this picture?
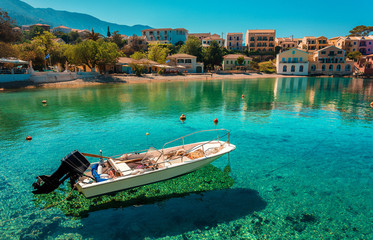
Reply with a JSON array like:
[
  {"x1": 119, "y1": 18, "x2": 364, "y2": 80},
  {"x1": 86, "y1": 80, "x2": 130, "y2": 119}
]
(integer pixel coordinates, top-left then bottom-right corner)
[{"x1": 157, "y1": 129, "x2": 230, "y2": 165}]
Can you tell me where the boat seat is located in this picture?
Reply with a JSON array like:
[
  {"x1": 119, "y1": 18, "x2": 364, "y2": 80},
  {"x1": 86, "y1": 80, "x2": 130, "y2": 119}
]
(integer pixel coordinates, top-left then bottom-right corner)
[{"x1": 108, "y1": 158, "x2": 132, "y2": 176}]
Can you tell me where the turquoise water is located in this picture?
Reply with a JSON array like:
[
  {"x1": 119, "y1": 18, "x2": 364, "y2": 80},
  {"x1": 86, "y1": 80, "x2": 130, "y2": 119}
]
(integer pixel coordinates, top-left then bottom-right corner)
[{"x1": 0, "y1": 77, "x2": 372, "y2": 239}]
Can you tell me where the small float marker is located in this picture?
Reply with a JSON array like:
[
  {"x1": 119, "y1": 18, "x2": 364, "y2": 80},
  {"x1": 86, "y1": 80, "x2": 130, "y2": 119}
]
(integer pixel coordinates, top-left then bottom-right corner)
[
  {"x1": 242, "y1": 94, "x2": 245, "y2": 98},
  {"x1": 371, "y1": 102, "x2": 373, "y2": 108},
  {"x1": 42, "y1": 100, "x2": 47, "y2": 104},
  {"x1": 214, "y1": 118, "x2": 218, "y2": 123},
  {"x1": 180, "y1": 114, "x2": 186, "y2": 121},
  {"x1": 26, "y1": 136, "x2": 32, "y2": 141},
  {"x1": 146, "y1": 132, "x2": 149, "y2": 136}
]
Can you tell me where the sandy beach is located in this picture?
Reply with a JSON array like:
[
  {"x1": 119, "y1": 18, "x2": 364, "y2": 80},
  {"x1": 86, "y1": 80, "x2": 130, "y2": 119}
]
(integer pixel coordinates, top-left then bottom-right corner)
[{"x1": 0, "y1": 73, "x2": 307, "y2": 90}]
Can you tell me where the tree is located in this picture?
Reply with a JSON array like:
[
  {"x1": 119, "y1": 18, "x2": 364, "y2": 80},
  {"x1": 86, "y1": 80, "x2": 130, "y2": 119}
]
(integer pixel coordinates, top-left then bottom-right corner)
[
  {"x1": 148, "y1": 43, "x2": 169, "y2": 63},
  {"x1": 203, "y1": 41, "x2": 223, "y2": 70},
  {"x1": 86, "y1": 28, "x2": 101, "y2": 41},
  {"x1": 111, "y1": 31, "x2": 126, "y2": 49},
  {"x1": 65, "y1": 39, "x2": 119, "y2": 70},
  {"x1": 237, "y1": 56, "x2": 244, "y2": 66},
  {"x1": 348, "y1": 25, "x2": 373, "y2": 36},
  {"x1": 275, "y1": 46, "x2": 282, "y2": 54},
  {"x1": 130, "y1": 51, "x2": 147, "y2": 60},
  {"x1": 0, "y1": 9, "x2": 21, "y2": 42},
  {"x1": 179, "y1": 36, "x2": 203, "y2": 61},
  {"x1": 22, "y1": 26, "x2": 46, "y2": 41},
  {"x1": 347, "y1": 51, "x2": 362, "y2": 61},
  {"x1": 107, "y1": 26, "x2": 111, "y2": 37},
  {"x1": 0, "y1": 42, "x2": 18, "y2": 58},
  {"x1": 129, "y1": 63, "x2": 145, "y2": 76},
  {"x1": 258, "y1": 61, "x2": 275, "y2": 73}
]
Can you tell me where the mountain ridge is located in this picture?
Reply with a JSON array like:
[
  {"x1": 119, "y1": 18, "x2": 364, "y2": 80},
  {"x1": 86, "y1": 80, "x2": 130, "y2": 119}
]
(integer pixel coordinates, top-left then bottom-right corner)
[{"x1": 0, "y1": 0, "x2": 152, "y2": 36}]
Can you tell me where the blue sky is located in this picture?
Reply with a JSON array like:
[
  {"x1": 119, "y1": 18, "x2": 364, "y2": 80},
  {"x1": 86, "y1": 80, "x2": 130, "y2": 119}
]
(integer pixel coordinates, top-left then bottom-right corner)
[{"x1": 22, "y1": 0, "x2": 372, "y2": 38}]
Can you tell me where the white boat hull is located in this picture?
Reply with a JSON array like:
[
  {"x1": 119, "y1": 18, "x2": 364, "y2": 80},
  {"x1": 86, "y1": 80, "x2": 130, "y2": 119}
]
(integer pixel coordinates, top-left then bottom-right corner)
[{"x1": 77, "y1": 142, "x2": 235, "y2": 198}]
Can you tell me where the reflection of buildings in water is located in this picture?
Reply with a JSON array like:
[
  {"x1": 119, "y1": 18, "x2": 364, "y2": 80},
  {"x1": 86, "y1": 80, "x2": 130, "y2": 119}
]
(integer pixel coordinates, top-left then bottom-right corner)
[{"x1": 274, "y1": 77, "x2": 308, "y2": 97}]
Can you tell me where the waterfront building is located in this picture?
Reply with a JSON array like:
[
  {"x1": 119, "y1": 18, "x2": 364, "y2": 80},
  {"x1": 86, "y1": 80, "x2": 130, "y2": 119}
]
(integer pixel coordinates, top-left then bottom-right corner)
[
  {"x1": 52, "y1": 26, "x2": 72, "y2": 34},
  {"x1": 275, "y1": 37, "x2": 298, "y2": 51},
  {"x1": 276, "y1": 48, "x2": 309, "y2": 75},
  {"x1": 329, "y1": 36, "x2": 373, "y2": 55},
  {"x1": 202, "y1": 34, "x2": 225, "y2": 47},
  {"x1": 355, "y1": 54, "x2": 373, "y2": 75},
  {"x1": 222, "y1": 54, "x2": 252, "y2": 70},
  {"x1": 115, "y1": 57, "x2": 157, "y2": 74},
  {"x1": 298, "y1": 36, "x2": 329, "y2": 52},
  {"x1": 128, "y1": 35, "x2": 148, "y2": 50},
  {"x1": 12, "y1": 27, "x2": 21, "y2": 32},
  {"x1": 166, "y1": 54, "x2": 204, "y2": 73},
  {"x1": 309, "y1": 46, "x2": 353, "y2": 75},
  {"x1": 245, "y1": 29, "x2": 276, "y2": 52},
  {"x1": 226, "y1": 33, "x2": 243, "y2": 51},
  {"x1": 189, "y1": 33, "x2": 211, "y2": 41},
  {"x1": 141, "y1": 28, "x2": 188, "y2": 45}
]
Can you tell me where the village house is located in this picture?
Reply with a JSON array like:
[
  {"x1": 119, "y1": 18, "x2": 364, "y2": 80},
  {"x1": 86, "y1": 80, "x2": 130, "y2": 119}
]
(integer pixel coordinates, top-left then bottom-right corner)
[
  {"x1": 52, "y1": 26, "x2": 72, "y2": 34},
  {"x1": 355, "y1": 54, "x2": 373, "y2": 75},
  {"x1": 275, "y1": 37, "x2": 298, "y2": 51},
  {"x1": 226, "y1": 33, "x2": 243, "y2": 51},
  {"x1": 114, "y1": 57, "x2": 157, "y2": 74},
  {"x1": 276, "y1": 48, "x2": 309, "y2": 75},
  {"x1": 309, "y1": 46, "x2": 353, "y2": 75},
  {"x1": 245, "y1": 29, "x2": 276, "y2": 53},
  {"x1": 202, "y1": 34, "x2": 225, "y2": 47},
  {"x1": 222, "y1": 54, "x2": 252, "y2": 70},
  {"x1": 329, "y1": 36, "x2": 373, "y2": 55},
  {"x1": 166, "y1": 54, "x2": 204, "y2": 73},
  {"x1": 298, "y1": 36, "x2": 329, "y2": 52},
  {"x1": 141, "y1": 28, "x2": 188, "y2": 45},
  {"x1": 189, "y1": 33, "x2": 211, "y2": 41}
]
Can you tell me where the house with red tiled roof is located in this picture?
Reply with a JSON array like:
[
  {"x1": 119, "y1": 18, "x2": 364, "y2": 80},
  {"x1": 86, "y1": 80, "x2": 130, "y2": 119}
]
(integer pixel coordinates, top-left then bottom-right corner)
[
  {"x1": 202, "y1": 34, "x2": 225, "y2": 47},
  {"x1": 52, "y1": 26, "x2": 72, "y2": 34}
]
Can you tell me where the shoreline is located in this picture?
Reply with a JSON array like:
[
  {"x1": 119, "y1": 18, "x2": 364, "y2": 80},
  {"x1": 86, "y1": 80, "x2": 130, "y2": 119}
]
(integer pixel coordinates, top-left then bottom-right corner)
[
  {"x1": 0, "y1": 73, "x2": 358, "y2": 91},
  {"x1": 0, "y1": 73, "x2": 306, "y2": 91}
]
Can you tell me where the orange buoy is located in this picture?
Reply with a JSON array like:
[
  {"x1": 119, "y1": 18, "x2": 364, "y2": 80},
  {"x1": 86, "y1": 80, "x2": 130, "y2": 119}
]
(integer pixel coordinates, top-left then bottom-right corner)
[
  {"x1": 371, "y1": 102, "x2": 373, "y2": 108},
  {"x1": 26, "y1": 136, "x2": 32, "y2": 141},
  {"x1": 214, "y1": 118, "x2": 218, "y2": 124},
  {"x1": 146, "y1": 132, "x2": 149, "y2": 136},
  {"x1": 42, "y1": 100, "x2": 47, "y2": 104},
  {"x1": 180, "y1": 114, "x2": 186, "y2": 121},
  {"x1": 242, "y1": 94, "x2": 245, "y2": 98}
]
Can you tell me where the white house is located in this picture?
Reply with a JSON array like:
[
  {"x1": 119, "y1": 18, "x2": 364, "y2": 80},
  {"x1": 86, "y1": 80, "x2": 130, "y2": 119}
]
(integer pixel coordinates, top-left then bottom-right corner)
[
  {"x1": 166, "y1": 54, "x2": 204, "y2": 73},
  {"x1": 276, "y1": 48, "x2": 309, "y2": 75}
]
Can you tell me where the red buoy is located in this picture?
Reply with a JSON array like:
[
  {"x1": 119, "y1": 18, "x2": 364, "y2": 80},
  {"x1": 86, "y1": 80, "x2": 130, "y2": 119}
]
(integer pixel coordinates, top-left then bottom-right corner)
[
  {"x1": 214, "y1": 118, "x2": 218, "y2": 123},
  {"x1": 180, "y1": 114, "x2": 186, "y2": 121},
  {"x1": 370, "y1": 102, "x2": 373, "y2": 108},
  {"x1": 242, "y1": 94, "x2": 245, "y2": 98},
  {"x1": 42, "y1": 100, "x2": 47, "y2": 104},
  {"x1": 26, "y1": 136, "x2": 32, "y2": 141}
]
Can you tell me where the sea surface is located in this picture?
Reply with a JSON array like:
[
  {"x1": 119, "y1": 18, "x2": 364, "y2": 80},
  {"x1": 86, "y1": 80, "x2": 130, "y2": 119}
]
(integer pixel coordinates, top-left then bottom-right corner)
[{"x1": 0, "y1": 77, "x2": 372, "y2": 239}]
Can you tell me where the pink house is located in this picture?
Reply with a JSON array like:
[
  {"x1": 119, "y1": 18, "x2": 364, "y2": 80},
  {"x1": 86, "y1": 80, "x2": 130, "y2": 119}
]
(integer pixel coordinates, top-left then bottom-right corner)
[{"x1": 355, "y1": 54, "x2": 373, "y2": 75}]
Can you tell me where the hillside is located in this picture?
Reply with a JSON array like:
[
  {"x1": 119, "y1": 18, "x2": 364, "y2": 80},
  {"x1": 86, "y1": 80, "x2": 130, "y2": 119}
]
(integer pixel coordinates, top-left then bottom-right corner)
[{"x1": 0, "y1": 0, "x2": 151, "y2": 36}]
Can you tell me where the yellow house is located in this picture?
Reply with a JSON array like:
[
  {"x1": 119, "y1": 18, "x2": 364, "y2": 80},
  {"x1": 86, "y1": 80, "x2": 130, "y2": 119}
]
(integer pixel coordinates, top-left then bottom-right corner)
[
  {"x1": 299, "y1": 36, "x2": 329, "y2": 52},
  {"x1": 245, "y1": 29, "x2": 276, "y2": 52},
  {"x1": 222, "y1": 54, "x2": 252, "y2": 70}
]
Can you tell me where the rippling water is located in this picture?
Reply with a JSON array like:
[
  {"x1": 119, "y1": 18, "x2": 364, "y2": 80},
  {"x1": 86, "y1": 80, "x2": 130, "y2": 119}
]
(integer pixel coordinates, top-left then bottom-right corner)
[{"x1": 0, "y1": 77, "x2": 372, "y2": 239}]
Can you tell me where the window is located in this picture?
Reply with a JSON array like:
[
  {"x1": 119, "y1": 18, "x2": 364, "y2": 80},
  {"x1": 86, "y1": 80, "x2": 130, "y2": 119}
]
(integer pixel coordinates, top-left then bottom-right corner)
[
  {"x1": 311, "y1": 65, "x2": 316, "y2": 71},
  {"x1": 226, "y1": 61, "x2": 229, "y2": 64},
  {"x1": 229, "y1": 36, "x2": 232, "y2": 40},
  {"x1": 336, "y1": 64, "x2": 341, "y2": 71},
  {"x1": 288, "y1": 58, "x2": 291, "y2": 62},
  {"x1": 299, "y1": 65, "x2": 304, "y2": 72},
  {"x1": 369, "y1": 42, "x2": 372, "y2": 45},
  {"x1": 293, "y1": 58, "x2": 298, "y2": 63},
  {"x1": 243, "y1": 61, "x2": 246, "y2": 64},
  {"x1": 337, "y1": 51, "x2": 342, "y2": 54},
  {"x1": 258, "y1": 37, "x2": 262, "y2": 41},
  {"x1": 345, "y1": 64, "x2": 351, "y2": 71},
  {"x1": 250, "y1": 37, "x2": 255, "y2": 41},
  {"x1": 322, "y1": 65, "x2": 326, "y2": 71},
  {"x1": 291, "y1": 65, "x2": 295, "y2": 72},
  {"x1": 283, "y1": 65, "x2": 287, "y2": 72},
  {"x1": 237, "y1": 37, "x2": 239, "y2": 40},
  {"x1": 321, "y1": 51, "x2": 326, "y2": 54},
  {"x1": 229, "y1": 42, "x2": 232, "y2": 46},
  {"x1": 353, "y1": 42, "x2": 356, "y2": 45},
  {"x1": 292, "y1": 50, "x2": 295, "y2": 54},
  {"x1": 329, "y1": 65, "x2": 334, "y2": 71},
  {"x1": 177, "y1": 59, "x2": 185, "y2": 63},
  {"x1": 300, "y1": 57, "x2": 303, "y2": 62},
  {"x1": 185, "y1": 59, "x2": 192, "y2": 63},
  {"x1": 282, "y1": 58, "x2": 285, "y2": 62}
]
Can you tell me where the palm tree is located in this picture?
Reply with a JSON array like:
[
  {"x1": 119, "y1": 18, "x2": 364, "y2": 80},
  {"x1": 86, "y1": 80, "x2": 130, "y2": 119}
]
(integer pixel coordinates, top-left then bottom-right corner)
[{"x1": 86, "y1": 28, "x2": 101, "y2": 41}]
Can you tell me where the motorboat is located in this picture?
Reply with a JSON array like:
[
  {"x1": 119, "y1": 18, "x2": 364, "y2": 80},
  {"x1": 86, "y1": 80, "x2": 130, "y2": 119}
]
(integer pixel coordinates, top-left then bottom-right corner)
[{"x1": 32, "y1": 129, "x2": 236, "y2": 198}]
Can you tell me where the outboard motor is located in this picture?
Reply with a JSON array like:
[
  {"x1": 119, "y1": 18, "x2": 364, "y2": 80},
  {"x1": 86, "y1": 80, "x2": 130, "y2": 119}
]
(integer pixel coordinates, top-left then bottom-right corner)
[{"x1": 32, "y1": 150, "x2": 90, "y2": 194}]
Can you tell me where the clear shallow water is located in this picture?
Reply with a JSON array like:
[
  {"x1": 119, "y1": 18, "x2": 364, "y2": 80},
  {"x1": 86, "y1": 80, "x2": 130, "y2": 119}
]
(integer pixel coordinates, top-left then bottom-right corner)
[{"x1": 0, "y1": 77, "x2": 372, "y2": 239}]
